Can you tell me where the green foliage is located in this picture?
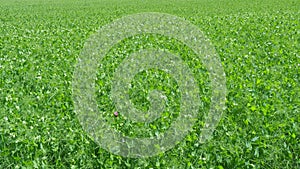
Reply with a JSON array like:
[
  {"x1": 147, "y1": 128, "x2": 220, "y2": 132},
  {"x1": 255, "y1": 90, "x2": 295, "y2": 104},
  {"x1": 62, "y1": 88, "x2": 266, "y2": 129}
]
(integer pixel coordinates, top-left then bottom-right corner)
[{"x1": 0, "y1": 0, "x2": 299, "y2": 168}]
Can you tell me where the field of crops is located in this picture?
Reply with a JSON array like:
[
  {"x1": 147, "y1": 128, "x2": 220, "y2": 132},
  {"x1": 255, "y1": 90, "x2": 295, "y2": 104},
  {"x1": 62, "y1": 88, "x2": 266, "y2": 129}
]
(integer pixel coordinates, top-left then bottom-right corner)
[{"x1": 0, "y1": 0, "x2": 299, "y2": 168}]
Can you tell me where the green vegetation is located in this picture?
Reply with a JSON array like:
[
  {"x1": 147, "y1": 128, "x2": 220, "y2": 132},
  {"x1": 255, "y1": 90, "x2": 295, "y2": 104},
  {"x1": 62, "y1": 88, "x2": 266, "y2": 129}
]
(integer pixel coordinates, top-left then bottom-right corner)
[{"x1": 0, "y1": 0, "x2": 299, "y2": 168}]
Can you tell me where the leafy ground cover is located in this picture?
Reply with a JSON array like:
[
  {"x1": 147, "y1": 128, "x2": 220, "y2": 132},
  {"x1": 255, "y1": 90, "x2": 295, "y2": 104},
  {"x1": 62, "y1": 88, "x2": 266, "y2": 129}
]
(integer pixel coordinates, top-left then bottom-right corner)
[{"x1": 0, "y1": 0, "x2": 299, "y2": 168}]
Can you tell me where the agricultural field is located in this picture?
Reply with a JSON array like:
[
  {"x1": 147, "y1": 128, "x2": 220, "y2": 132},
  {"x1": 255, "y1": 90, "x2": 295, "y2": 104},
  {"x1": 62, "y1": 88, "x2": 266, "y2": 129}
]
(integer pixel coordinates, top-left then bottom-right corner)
[{"x1": 0, "y1": 0, "x2": 299, "y2": 168}]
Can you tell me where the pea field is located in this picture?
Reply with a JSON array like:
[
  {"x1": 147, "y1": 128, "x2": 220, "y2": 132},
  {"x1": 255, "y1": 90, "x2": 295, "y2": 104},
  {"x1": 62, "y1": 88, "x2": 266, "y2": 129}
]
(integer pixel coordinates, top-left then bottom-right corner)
[{"x1": 0, "y1": 0, "x2": 299, "y2": 168}]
